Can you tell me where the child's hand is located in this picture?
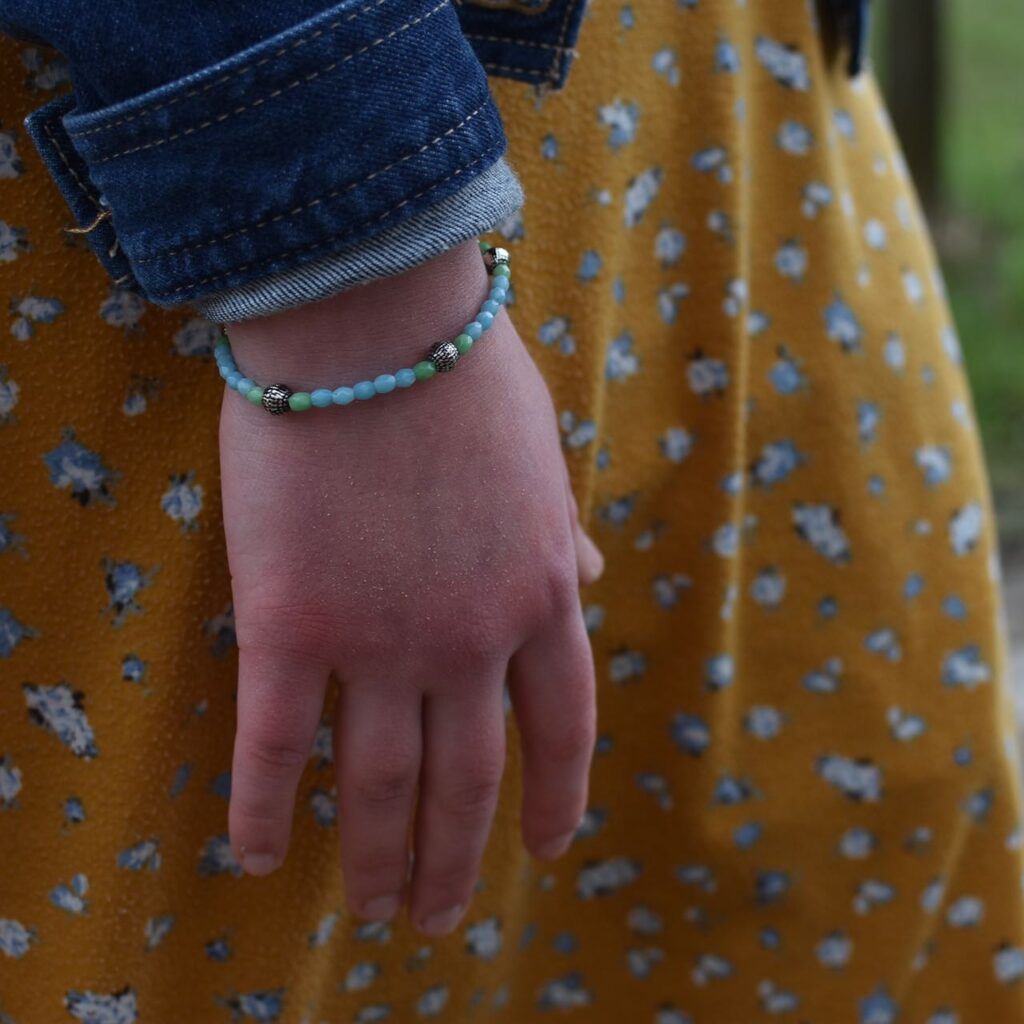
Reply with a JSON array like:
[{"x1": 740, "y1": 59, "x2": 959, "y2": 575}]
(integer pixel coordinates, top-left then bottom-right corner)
[{"x1": 217, "y1": 240, "x2": 601, "y2": 937}]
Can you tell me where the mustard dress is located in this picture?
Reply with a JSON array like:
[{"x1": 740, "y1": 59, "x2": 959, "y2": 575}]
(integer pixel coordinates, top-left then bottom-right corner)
[{"x1": 3, "y1": 3, "x2": 1024, "y2": 1021}]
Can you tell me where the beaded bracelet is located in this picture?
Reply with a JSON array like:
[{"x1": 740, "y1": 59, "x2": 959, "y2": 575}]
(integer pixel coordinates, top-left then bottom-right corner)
[{"x1": 214, "y1": 239, "x2": 511, "y2": 415}]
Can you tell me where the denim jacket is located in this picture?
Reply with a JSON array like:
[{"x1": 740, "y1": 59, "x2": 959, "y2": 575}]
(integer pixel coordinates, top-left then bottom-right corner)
[{"x1": 0, "y1": 0, "x2": 866, "y2": 323}]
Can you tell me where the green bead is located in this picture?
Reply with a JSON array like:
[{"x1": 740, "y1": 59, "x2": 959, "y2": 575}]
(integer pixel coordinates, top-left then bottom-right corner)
[
  {"x1": 478, "y1": 239, "x2": 489, "y2": 252},
  {"x1": 246, "y1": 386, "x2": 264, "y2": 404},
  {"x1": 492, "y1": 264, "x2": 511, "y2": 279},
  {"x1": 288, "y1": 392, "x2": 312, "y2": 411},
  {"x1": 454, "y1": 333, "x2": 474, "y2": 355},
  {"x1": 413, "y1": 361, "x2": 436, "y2": 380}
]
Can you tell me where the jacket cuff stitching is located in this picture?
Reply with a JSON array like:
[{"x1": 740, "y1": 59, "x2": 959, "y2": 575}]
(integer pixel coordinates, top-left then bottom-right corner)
[{"x1": 163, "y1": 142, "x2": 503, "y2": 299}]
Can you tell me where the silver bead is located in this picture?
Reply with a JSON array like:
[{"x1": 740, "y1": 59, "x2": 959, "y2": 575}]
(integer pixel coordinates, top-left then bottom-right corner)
[
  {"x1": 262, "y1": 383, "x2": 293, "y2": 415},
  {"x1": 482, "y1": 246, "x2": 510, "y2": 272},
  {"x1": 428, "y1": 339, "x2": 460, "y2": 373}
]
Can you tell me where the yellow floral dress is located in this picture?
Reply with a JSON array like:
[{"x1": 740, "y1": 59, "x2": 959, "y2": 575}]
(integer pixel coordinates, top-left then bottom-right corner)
[{"x1": 3, "y1": 3, "x2": 1024, "y2": 1021}]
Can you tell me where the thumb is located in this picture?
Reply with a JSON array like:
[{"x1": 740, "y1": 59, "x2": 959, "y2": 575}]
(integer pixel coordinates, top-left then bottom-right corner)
[{"x1": 562, "y1": 459, "x2": 605, "y2": 586}]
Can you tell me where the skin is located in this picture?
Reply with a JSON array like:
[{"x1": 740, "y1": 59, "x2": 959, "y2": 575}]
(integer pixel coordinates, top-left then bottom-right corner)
[{"x1": 218, "y1": 238, "x2": 603, "y2": 937}]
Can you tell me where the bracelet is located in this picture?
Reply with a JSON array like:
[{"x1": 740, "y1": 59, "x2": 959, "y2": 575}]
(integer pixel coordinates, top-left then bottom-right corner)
[{"x1": 213, "y1": 239, "x2": 512, "y2": 415}]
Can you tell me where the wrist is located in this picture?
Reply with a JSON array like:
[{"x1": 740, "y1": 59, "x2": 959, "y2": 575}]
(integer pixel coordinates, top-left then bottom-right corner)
[{"x1": 220, "y1": 238, "x2": 495, "y2": 387}]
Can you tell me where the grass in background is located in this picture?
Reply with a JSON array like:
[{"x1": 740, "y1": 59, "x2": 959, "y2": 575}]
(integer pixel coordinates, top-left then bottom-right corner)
[{"x1": 939, "y1": 0, "x2": 1024, "y2": 551}]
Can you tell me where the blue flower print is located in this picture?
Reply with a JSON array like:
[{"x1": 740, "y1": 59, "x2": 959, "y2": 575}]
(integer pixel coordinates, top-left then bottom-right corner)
[
  {"x1": 776, "y1": 119, "x2": 814, "y2": 155},
  {"x1": 0, "y1": 364, "x2": 21, "y2": 423},
  {"x1": 0, "y1": 754, "x2": 22, "y2": 808},
  {"x1": 198, "y1": 834, "x2": 242, "y2": 877},
  {"x1": 0, "y1": 917, "x2": 35, "y2": 958},
  {"x1": 949, "y1": 501, "x2": 984, "y2": 555},
  {"x1": 0, "y1": 607, "x2": 35, "y2": 657},
  {"x1": 941, "y1": 645, "x2": 991, "y2": 690},
  {"x1": 99, "y1": 286, "x2": 145, "y2": 333},
  {"x1": 687, "y1": 351, "x2": 729, "y2": 396},
  {"x1": 101, "y1": 559, "x2": 157, "y2": 626},
  {"x1": 64, "y1": 988, "x2": 138, "y2": 1023},
  {"x1": 606, "y1": 332, "x2": 640, "y2": 382},
  {"x1": 144, "y1": 915, "x2": 175, "y2": 951},
  {"x1": 0, "y1": 220, "x2": 30, "y2": 263},
  {"x1": 23, "y1": 682, "x2": 97, "y2": 759},
  {"x1": 172, "y1": 317, "x2": 220, "y2": 358},
  {"x1": 625, "y1": 167, "x2": 663, "y2": 227},
  {"x1": 792, "y1": 503, "x2": 851, "y2": 564},
  {"x1": 43, "y1": 428, "x2": 116, "y2": 506},
  {"x1": 824, "y1": 294, "x2": 864, "y2": 352},
  {"x1": 816, "y1": 755, "x2": 883, "y2": 802},
  {"x1": 598, "y1": 98, "x2": 639, "y2": 150},
  {"x1": 117, "y1": 838, "x2": 161, "y2": 872},
  {"x1": 218, "y1": 990, "x2": 284, "y2": 1022},
  {"x1": 750, "y1": 439, "x2": 806, "y2": 488},
  {"x1": 537, "y1": 973, "x2": 592, "y2": 1010},
  {"x1": 652, "y1": 46, "x2": 681, "y2": 86},
  {"x1": 49, "y1": 874, "x2": 89, "y2": 914},
  {"x1": 204, "y1": 602, "x2": 237, "y2": 657},
  {"x1": 9, "y1": 294, "x2": 63, "y2": 340},
  {"x1": 0, "y1": 121, "x2": 24, "y2": 178},
  {"x1": 161, "y1": 471, "x2": 203, "y2": 532},
  {"x1": 121, "y1": 654, "x2": 146, "y2": 684},
  {"x1": 755, "y1": 36, "x2": 810, "y2": 91},
  {"x1": 21, "y1": 45, "x2": 71, "y2": 90}
]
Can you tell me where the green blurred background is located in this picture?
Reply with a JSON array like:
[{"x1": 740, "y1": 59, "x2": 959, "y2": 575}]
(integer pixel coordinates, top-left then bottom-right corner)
[{"x1": 876, "y1": 0, "x2": 1024, "y2": 558}]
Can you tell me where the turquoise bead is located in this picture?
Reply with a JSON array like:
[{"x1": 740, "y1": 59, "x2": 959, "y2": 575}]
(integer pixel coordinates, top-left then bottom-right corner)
[
  {"x1": 489, "y1": 287, "x2": 507, "y2": 304},
  {"x1": 311, "y1": 388, "x2": 333, "y2": 407},
  {"x1": 218, "y1": 364, "x2": 233, "y2": 380},
  {"x1": 332, "y1": 386, "x2": 355, "y2": 405},
  {"x1": 354, "y1": 381, "x2": 376, "y2": 400},
  {"x1": 226, "y1": 371, "x2": 243, "y2": 389},
  {"x1": 235, "y1": 377, "x2": 255, "y2": 394},
  {"x1": 464, "y1": 321, "x2": 483, "y2": 340},
  {"x1": 373, "y1": 374, "x2": 396, "y2": 394},
  {"x1": 481, "y1": 300, "x2": 500, "y2": 316},
  {"x1": 395, "y1": 368, "x2": 416, "y2": 388},
  {"x1": 477, "y1": 311, "x2": 494, "y2": 329},
  {"x1": 490, "y1": 276, "x2": 508, "y2": 292}
]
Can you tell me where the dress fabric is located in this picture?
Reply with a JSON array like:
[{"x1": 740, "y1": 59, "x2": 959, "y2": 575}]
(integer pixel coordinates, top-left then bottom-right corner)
[{"x1": 3, "y1": 3, "x2": 1024, "y2": 1022}]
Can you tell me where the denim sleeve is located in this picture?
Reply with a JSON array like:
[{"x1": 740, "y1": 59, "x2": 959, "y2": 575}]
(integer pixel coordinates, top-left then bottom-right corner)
[{"x1": 4, "y1": 0, "x2": 522, "y2": 319}]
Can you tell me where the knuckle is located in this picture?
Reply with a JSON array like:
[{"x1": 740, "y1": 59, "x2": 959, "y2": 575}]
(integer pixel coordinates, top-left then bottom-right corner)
[
  {"x1": 352, "y1": 765, "x2": 417, "y2": 808},
  {"x1": 240, "y1": 734, "x2": 310, "y2": 775},
  {"x1": 436, "y1": 772, "x2": 502, "y2": 819},
  {"x1": 540, "y1": 562, "x2": 581, "y2": 621},
  {"x1": 531, "y1": 713, "x2": 596, "y2": 768}
]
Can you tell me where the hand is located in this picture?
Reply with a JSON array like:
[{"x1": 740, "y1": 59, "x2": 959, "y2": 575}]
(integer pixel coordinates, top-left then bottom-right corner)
[{"x1": 218, "y1": 239, "x2": 603, "y2": 937}]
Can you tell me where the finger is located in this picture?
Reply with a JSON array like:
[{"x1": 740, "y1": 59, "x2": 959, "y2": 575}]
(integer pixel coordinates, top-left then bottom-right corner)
[
  {"x1": 408, "y1": 675, "x2": 507, "y2": 937},
  {"x1": 229, "y1": 643, "x2": 331, "y2": 876},
  {"x1": 334, "y1": 680, "x2": 422, "y2": 922},
  {"x1": 507, "y1": 600, "x2": 596, "y2": 861},
  {"x1": 561, "y1": 457, "x2": 604, "y2": 585}
]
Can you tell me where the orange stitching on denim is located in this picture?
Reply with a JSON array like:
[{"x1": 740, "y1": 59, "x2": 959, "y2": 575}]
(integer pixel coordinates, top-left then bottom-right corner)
[
  {"x1": 482, "y1": 61, "x2": 556, "y2": 75},
  {"x1": 462, "y1": 31, "x2": 575, "y2": 52},
  {"x1": 41, "y1": 119, "x2": 102, "y2": 209},
  {"x1": 134, "y1": 100, "x2": 490, "y2": 265},
  {"x1": 548, "y1": 0, "x2": 580, "y2": 83},
  {"x1": 69, "y1": 0, "x2": 393, "y2": 138},
  {"x1": 164, "y1": 145, "x2": 501, "y2": 297},
  {"x1": 87, "y1": 0, "x2": 449, "y2": 163}
]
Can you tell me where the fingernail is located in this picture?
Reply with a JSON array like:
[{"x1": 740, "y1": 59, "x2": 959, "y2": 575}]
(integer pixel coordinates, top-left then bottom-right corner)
[
  {"x1": 583, "y1": 535, "x2": 605, "y2": 579},
  {"x1": 419, "y1": 904, "x2": 464, "y2": 937},
  {"x1": 363, "y1": 894, "x2": 401, "y2": 921},
  {"x1": 535, "y1": 830, "x2": 576, "y2": 861},
  {"x1": 241, "y1": 851, "x2": 278, "y2": 877}
]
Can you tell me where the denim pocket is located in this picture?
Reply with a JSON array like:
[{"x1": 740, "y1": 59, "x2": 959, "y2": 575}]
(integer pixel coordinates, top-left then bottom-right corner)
[{"x1": 456, "y1": 0, "x2": 588, "y2": 92}]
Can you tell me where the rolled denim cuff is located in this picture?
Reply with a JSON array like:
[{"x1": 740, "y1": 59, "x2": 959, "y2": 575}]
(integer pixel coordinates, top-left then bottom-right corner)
[
  {"x1": 195, "y1": 155, "x2": 524, "y2": 323},
  {"x1": 24, "y1": 0, "x2": 511, "y2": 310}
]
